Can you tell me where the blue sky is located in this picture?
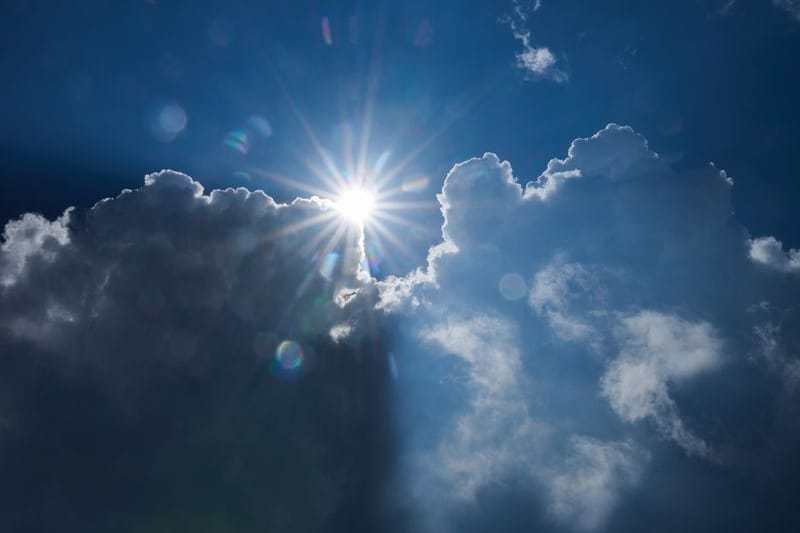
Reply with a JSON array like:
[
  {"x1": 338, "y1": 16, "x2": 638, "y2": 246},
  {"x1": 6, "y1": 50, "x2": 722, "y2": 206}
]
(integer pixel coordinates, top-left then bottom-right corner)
[
  {"x1": 3, "y1": 0, "x2": 800, "y2": 267},
  {"x1": 1, "y1": 1, "x2": 800, "y2": 532}
]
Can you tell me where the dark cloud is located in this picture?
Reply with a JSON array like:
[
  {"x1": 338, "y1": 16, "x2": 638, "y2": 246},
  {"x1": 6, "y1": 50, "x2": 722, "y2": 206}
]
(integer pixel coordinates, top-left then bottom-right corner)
[{"x1": 0, "y1": 171, "x2": 393, "y2": 532}]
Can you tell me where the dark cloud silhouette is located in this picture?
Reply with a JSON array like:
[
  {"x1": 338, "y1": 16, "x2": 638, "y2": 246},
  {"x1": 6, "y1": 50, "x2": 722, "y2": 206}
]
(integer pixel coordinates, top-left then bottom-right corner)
[{"x1": 0, "y1": 171, "x2": 393, "y2": 532}]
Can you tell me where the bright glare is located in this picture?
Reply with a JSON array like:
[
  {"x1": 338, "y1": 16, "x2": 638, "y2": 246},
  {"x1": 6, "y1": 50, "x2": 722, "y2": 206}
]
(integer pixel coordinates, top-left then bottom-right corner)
[{"x1": 336, "y1": 188, "x2": 375, "y2": 223}]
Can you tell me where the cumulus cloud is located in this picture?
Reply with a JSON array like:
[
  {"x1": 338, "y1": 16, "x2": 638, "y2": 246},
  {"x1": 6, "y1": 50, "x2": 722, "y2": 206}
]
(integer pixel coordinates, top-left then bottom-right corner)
[
  {"x1": 5, "y1": 126, "x2": 800, "y2": 533},
  {"x1": 380, "y1": 123, "x2": 800, "y2": 531},
  {"x1": 0, "y1": 209, "x2": 71, "y2": 286},
  {"x1": 0, "y1": 170, "x2": 390, "y2": 532},
  {"x1": 748, "y1": 235, "x2": 800, "y2": 273}
]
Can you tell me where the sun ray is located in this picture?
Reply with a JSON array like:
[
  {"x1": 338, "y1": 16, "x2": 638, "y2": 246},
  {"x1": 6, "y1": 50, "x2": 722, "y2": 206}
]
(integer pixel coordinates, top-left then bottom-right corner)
[
  {"x1": 298, "y1": 216, "x2": 344, "y2": 258},
  {"x1": 375, "y1": 199, "x2": 437, "y2": 212},
  {"x1": 367, "y1": 218, "x2": 422, "y2": 262},
  {"x1": 261, "y1": 210, "x2": 337, "y2": 242},
  {"x1": 356, "y1": 6, "x2": 387, "y2": 187},
  {"x1": 249, "y1": 169, "x2": 333, "y2": 198}
]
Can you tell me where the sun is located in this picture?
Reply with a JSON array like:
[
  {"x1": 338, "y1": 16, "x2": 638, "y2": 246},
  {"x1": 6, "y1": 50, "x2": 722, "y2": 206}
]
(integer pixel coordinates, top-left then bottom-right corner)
[{"x1": 336, "y1": 187, "x2": 376, "y2": 223}]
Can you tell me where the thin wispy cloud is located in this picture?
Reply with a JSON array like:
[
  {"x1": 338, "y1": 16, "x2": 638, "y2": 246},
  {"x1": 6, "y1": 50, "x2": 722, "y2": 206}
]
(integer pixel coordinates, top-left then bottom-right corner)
[{"x1": 501, "y1": 0, "x2": 567, "y2": 82}]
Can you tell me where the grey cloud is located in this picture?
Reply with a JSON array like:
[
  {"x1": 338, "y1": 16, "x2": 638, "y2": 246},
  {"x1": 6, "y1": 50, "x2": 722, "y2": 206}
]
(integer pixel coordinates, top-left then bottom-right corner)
[{"x1": 0, "y1": 170, "x2": 390, "y2": 532}]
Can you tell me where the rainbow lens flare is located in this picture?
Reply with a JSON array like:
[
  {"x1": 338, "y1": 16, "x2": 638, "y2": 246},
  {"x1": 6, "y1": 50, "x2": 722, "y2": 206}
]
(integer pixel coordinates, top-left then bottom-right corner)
[
  {"x1": 275, "y1": 340, "x2": 304, "y2": 370},
  {"x1": 499, "y1": 273, "x2": 527, "y2": 301}
]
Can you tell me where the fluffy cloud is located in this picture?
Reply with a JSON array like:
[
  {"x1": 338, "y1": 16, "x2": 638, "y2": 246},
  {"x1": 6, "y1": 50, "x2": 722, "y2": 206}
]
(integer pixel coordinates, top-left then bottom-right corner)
[
  {"x1": 0, "y1": 171, "x2": 389, "y2": 532},
  {"x1": 4, "y1": 126, "x2": 800, "y2": 533},
  {"x1": 0, "y1": 209, "x2": 71, "y2": 286},
  {"x1": 748, "y1": 235, "x2": 800, "y2": 273},
  {"x1": 380, "y1": 124, "x2": 800, "y2": 531}
]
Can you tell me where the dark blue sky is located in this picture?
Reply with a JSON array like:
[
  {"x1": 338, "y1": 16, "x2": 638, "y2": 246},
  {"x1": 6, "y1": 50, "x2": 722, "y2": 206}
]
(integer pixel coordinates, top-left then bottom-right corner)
[{"x1": 2, "y1": 0, "x2": 799, "y2": 271}]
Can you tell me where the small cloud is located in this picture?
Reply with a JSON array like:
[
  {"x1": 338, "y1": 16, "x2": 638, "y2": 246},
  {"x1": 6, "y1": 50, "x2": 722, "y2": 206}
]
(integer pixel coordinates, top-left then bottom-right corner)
[
  {"x1": 329, "y1": 323, "x2": 352, "y2": 342},
  {"x1": 501, "y1": 0, "x2": 567, "y2": 82},
  {"x1": 748, "y1": 236, "x2": 800, "y2": 273},
  {"x1": 774, "y1": 0, "x2": 800, "y2": 21}
]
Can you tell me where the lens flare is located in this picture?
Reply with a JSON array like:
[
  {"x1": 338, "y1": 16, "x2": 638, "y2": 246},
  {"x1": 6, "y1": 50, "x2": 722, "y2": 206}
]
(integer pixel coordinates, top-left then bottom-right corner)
[
  {"x1": 152, "y1": 104, "x2": 187, "y2": 142},
  {"x1": 224, "y1": 130, "x2": 249, "y2": 154},
  {"x1": 318, "y1": 252, "x2": 339, "y2": 280},
  {"x1": 401, "y1": 176, "x2": 429, "y2": 193},
  {"x1": 275, "y1": 340, "x2": 304, "y2": 370},
  {"x1": 499, "y1": 273, "x2": 527, "y2": 301},
  {"x1": 321, "y1": 17, "x2": 333, "y2": 46}
]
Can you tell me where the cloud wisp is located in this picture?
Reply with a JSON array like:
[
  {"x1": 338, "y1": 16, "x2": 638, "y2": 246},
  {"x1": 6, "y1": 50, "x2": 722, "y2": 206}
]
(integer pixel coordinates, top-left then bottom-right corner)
[{"x1": 501, "y1": 0, "x2": 567, "y2": 82}]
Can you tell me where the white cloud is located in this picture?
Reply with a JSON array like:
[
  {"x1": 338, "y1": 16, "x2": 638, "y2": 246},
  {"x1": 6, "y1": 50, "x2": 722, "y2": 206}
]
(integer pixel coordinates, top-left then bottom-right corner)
[
  {"x1": 748, "y1": 235, "x2": 800, "y2": 273},
  {"x1": 379, "y1": 122, "x2": 800, "y2": 530},
  {"x1": 416, "y1": 314, "x2": 547, "y2": 501},
  {"x1": 411, "y1": 314, "x2": 646, "y2": 532},
  {"x1": 0, "y1": 209, "x2": 71, "y2": 286},
  {"x1": 529, "y1": 258, "x2": 600, "y2": 343},
  {"x1": 602, "y1": 311, "x2": 722, "y2": 458},
  {"x1": 548, "y1": 437, "x2": 648, "y2": 531},
  {"x1": 502, "y1": 0, "x2": 567, "y2": 82}
]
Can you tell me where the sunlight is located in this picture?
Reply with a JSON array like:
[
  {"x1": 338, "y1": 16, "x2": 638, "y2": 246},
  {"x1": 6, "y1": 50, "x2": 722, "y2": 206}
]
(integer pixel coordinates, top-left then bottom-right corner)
[{"x1": 336, "y1": 187, "x2": 376, "y2": 223}]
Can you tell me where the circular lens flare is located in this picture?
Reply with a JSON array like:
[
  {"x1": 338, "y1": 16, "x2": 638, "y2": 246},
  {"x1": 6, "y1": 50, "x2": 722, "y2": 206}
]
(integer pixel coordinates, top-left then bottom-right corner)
[{"x1": 336, "y1": 188, "x2": 375, "y2": 223}]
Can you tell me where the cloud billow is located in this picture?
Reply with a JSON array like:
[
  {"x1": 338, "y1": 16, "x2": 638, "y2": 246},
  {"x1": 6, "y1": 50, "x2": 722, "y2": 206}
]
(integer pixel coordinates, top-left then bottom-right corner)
[
  {"x1": 380, "y1": 124, "x2": 800, "y2": 531},
  {"x1": 0, "y1": 171, "x2": 393, "y2": 532},
  {"x1": 2, "y1": 128, "x2": 800, "y2": 532}
]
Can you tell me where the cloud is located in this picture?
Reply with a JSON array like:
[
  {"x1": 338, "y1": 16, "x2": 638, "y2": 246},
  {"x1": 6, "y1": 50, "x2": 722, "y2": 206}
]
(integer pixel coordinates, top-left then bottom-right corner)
[
  {"x1": 748, "y1": 235, "x2": 800, "y2": 273},
  {"x1": 0, "y1": 209, "x2": 71, "y2": 286},
  {"x1": 380, "y1": 123, "x2": 800, "y2": 531},
  {"x1": 774, "y1": 0, "x2": 800, "y2": 20},
  {"x1": 528, "y1": 257, "x2": 601, "y2": 343},
  {"x1": 548, "y1": 437, "x2": 647, "y2": 531},
  {"x1": 0, "y1": 170, "x2": 391, "y2": 532},
  {"x1": 4, "y1": 127, "x2": 800, "y2": 532},
  {"x1": 501, "y1": 0, "x2": 567, "y2": 82},
  {"x1": 601, "y1": 311, "x2": 722, "y2": 458},
  {"x1": 399, "y1": 313, "x2": 643, "y2": 532},
  {"x1": 415, "y1": 315, "x2": 545, "y2": 501}
]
